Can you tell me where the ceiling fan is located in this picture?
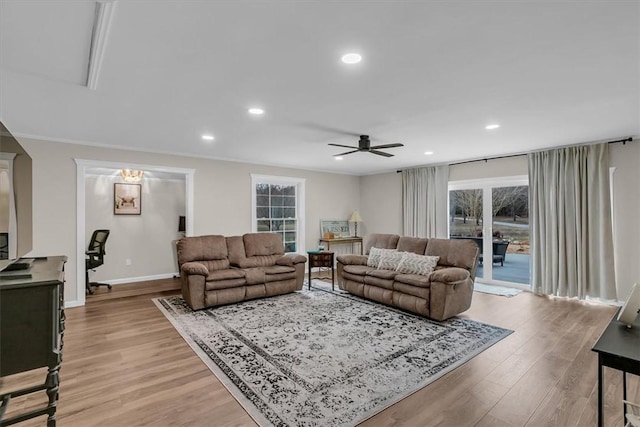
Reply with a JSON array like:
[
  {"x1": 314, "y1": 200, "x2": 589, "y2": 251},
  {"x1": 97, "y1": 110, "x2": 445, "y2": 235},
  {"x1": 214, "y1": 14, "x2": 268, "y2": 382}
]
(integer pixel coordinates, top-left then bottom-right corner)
[{"x1": 329, "y1": 135, "x2": 404, "y2": 157}]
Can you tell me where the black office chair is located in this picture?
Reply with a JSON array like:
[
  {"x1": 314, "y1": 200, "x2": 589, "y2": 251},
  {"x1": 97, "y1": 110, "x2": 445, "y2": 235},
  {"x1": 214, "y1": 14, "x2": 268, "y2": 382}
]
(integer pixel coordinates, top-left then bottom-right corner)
[{"x1": 86, "y1": 229, "x2": 111, "y2": 294}]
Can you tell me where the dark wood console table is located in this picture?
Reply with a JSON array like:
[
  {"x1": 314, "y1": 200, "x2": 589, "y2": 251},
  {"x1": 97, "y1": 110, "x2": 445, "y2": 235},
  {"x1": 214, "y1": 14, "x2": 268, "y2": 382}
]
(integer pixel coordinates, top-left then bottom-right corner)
[
  {"x1": 591, "y1": 308, "x2": 640, "y2": 427},
  {"x1": 0, "y1": 256, "x2": 67, "y2": 427},
  {"x1": 318, "y1": 237, "x2": 363, "y2": 255}
]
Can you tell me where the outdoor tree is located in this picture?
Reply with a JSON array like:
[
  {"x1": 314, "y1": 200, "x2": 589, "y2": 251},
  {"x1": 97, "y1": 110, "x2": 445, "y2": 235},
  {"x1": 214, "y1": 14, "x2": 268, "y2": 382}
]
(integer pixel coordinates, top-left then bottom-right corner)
[
  {"x1": 450, "y1": 189, "x2": 482, "y2": 225},
  {"x1": 492, "y1": 186, "x2": 528, "y2": 221}
]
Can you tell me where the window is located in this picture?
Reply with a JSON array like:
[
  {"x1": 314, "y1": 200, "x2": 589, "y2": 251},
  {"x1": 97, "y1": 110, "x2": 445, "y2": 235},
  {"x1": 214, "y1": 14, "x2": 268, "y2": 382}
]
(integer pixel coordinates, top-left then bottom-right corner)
[
  {"x1": 251, "y1": 174, "x2": 305, "y2": 253},
  {"x1": 449, "y1": 176, "x2": 530, "y2": 287}
]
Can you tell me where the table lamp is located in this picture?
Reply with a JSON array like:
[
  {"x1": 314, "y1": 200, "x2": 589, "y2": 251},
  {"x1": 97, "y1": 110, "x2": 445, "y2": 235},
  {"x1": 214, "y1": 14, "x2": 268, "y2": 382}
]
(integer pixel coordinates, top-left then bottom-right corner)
[{"x1": 349, "y1": 210, "x2": 363, "y2": 237}]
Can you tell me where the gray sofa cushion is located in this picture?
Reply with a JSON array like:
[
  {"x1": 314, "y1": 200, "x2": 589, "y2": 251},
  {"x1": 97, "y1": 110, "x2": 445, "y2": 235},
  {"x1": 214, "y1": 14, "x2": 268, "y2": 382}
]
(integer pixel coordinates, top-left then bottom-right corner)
[
  {"x1": 364, "y1": 234, "x2": 400, "y2": 255},
  {"x1": 396, "y1": 253, "x2": 439, "y2": 275},
  {"x1": 396, "y1": 237, "x2": 429, "y2": 254},
  {"x1": 367, "y1": 247, "x2": 396, "y2": 268},
  {"x1": 425, "y1": 238, "x2": 478, "y2": 270},
  {"x1": 378, "y1": 250, "x2": 404, "y2": 271},
  {"x1": 243, "y1": 233, "x2": 284, "y2": 257},
  {"x1": 177, "y1": 235, "x2": 228, "y2": 264}
]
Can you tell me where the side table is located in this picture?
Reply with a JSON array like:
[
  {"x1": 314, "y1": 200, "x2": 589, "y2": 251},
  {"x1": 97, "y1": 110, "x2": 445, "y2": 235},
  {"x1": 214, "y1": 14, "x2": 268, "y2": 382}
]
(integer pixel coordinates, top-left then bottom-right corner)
[
  {"x1": 307, "y1": 251, "x2": 335, "y2": 290},
  {"x1": 318, "y1": 237, "x2": 363, "y2": 255},
  {"x1": 591, "y1": 308, "x2": 640, "y2": 427}
]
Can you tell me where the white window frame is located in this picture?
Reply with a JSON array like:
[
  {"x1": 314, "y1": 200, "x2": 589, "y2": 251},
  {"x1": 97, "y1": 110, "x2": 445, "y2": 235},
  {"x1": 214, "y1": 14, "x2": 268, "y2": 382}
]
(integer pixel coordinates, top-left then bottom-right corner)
[
  {"x1": 448, "y1": 175, "x2": 530, "y2": 289},
  {"x1": 251, "y1": 174, "x2": 305, "y2": 254}
]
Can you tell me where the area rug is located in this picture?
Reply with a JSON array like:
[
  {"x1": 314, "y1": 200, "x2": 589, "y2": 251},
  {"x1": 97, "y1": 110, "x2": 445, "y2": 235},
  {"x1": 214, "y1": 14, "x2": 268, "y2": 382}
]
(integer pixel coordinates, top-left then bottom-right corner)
[
  {"x1": 154, "y1": 282, "x2": 512, "y2": 427},
  {"x1": 474, "y1": 282, "x2": 523, "y2": 297}
]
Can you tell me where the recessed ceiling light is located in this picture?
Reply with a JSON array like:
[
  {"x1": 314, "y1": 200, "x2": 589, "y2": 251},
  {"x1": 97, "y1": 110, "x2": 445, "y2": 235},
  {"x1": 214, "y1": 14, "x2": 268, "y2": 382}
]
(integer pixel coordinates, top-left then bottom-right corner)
[
  {"x1": 485, "y1": 124, "x2": 500, "y2": 130},
  {"x1": 335, "y1": 156, "x2": 344, "y2": 161},
  {"x1": 424, "y1": 151, "x2": 434, "y2": 155},
  {"x1": 341, "y1": 53, "x2": 362, "y2": 64},
  {"x1": 248, "y1": 108, "x2": 264, "y2": 115},
  {"x1": 201, "y1": 134, "x2": 215, "y2": 141}
]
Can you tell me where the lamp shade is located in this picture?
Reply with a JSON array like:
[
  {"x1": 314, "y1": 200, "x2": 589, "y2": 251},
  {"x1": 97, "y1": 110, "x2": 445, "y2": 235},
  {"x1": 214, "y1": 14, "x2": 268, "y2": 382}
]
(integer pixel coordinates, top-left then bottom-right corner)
[
  {"x1": 178, "y1": 216, "x2": 186, "y2": 233},
  {"x1": 349, "y1": 210, "x2": 363, "y2": 222}
]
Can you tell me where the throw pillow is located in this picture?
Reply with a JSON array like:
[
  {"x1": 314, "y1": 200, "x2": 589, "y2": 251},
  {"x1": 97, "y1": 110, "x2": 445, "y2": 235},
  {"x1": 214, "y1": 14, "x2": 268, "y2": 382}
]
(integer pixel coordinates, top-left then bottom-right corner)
[
  {"x1": 367, "y1": 247, "x2": 396, "y2": 268},
  {"x1": 378, "y1": 250, "x2": 405, "y2": 271},
  {"x1": 395, "y1": 252, "x2": 440, "y2": 275}
]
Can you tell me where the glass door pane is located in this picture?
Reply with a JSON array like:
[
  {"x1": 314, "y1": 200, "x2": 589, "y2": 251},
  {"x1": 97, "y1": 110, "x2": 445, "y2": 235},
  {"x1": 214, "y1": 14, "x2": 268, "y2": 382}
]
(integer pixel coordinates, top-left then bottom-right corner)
[
  {"x1": 491, "y1": 186, "x2": 529, "y2": 284},
  {"x1": 449, "y1": 189, "x2": 485, "y2": 279}
]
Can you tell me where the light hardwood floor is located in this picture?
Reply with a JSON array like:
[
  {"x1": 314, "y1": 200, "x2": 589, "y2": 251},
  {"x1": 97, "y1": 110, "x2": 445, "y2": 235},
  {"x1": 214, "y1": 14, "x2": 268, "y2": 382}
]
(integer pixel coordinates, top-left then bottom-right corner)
[{"x1": 2, "y1": 279, "x2": 638, "y2": 426}]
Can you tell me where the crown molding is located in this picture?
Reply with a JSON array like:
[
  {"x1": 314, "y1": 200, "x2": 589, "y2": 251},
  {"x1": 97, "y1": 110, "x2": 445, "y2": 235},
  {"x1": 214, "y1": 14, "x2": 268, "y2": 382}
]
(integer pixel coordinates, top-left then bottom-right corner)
[{"x1": 86, "y1": 0, "x2": 117, "y2": 90}]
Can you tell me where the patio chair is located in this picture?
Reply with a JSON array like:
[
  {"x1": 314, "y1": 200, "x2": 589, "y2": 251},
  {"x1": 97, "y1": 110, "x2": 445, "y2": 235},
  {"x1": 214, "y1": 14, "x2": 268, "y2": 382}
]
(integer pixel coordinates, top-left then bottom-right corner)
[
  {"x1": 478, "y1": 240, "x2": 509, "y2": 266},
  {"x1": 493, "y1": 241, "x2": 509, "y2": 266}
]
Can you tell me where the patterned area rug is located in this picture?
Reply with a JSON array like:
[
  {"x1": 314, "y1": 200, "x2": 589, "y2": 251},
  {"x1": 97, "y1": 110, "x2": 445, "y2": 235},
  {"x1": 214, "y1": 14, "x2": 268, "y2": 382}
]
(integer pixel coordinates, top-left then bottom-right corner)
[{"x1": 154, "y1": 281, "x2": 512, "y2": 427}]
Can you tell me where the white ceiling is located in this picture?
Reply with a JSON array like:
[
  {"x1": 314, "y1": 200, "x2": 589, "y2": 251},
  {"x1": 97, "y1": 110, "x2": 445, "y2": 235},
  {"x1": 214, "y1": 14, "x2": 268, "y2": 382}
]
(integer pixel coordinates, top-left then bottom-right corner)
[{"x1": 1, "y1": 1, "x2": 638, "y2": 175}]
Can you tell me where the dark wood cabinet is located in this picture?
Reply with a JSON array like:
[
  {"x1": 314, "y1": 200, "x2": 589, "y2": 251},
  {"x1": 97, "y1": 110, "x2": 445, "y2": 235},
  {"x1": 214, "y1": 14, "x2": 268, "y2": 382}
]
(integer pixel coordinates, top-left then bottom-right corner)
[
  {"x1": 307, "y1": 251, "x2": 335, "y2": 290},
  {"x1": 0, "y1": 256, "x2": 66, "y2": 426}
]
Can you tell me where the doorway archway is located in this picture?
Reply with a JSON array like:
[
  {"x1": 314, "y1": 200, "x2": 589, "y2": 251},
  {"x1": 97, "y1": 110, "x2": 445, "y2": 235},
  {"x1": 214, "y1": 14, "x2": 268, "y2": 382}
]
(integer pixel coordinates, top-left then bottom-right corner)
[{"x1": 74, "y1": 159, "x2": 194, "y2": 307}]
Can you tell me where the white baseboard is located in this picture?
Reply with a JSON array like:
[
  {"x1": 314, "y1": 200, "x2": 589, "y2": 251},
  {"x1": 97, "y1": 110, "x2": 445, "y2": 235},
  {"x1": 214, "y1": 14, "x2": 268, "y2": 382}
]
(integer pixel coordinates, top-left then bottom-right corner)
[
  {"x1": 103, "y1": 272, "x2": 179, "y2": 285},
  {"x1": 64, "y1": 272, "x2": 178, "y2": 308},
  {"x1": 65, "y1": 300, "x2": 84, "y2": 308}
]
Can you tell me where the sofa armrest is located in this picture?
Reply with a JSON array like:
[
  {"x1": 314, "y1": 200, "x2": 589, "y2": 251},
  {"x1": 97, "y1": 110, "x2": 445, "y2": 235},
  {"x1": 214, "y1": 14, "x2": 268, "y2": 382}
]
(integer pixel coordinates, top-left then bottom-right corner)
[
  {"x1": 277, "y1": 254, "x2": 307, "y2": 265},
  {"x1": 336, "y1": 254, "x2": 368, "y2": 265},
  {"x1": 430, "y1": 267, "x2": 470, "y2": 284},
  {"x1": 181, "y1": 261, "x2": 209, "y2": 276}
]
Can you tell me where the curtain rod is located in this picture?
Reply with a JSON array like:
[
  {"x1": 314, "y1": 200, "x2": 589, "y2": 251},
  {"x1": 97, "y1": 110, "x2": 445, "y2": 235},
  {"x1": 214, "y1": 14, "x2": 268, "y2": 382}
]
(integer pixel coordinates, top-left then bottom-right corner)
[{"x1": 396, "y1": 137, "x2": 634, "y2": 173}]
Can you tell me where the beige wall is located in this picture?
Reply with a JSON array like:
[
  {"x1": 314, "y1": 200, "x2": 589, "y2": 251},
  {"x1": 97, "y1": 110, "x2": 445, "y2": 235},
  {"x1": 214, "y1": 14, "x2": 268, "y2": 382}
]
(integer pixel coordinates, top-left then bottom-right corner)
[
  {"x1": 449, "y1": 156, "x2": 528, "y2": 181},
  {"x1": 18, "y1": 134, "x2": 638, "y2": 303},
  {"x1": 85, "y1": 174, "x2": 186, "y2": 282},
  {"x1": 361, "y1": 143, "x2": 639, "y2": 300},
  {"x1": 609, "y1": 142, "x2": 640, "y2": 301},
  {"x1": 20, "y1": 137, "x2": 361, "y2": 305},
  {"x1": 359, "y1": 172, "x2": 403, "y2": 236}
]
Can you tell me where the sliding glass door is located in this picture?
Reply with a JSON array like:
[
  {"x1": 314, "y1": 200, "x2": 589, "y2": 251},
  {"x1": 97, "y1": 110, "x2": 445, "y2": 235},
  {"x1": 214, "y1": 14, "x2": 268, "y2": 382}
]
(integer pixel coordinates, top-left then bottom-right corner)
[{"x1": 449, "y1": 177, "x2": 530, "y2": 288}]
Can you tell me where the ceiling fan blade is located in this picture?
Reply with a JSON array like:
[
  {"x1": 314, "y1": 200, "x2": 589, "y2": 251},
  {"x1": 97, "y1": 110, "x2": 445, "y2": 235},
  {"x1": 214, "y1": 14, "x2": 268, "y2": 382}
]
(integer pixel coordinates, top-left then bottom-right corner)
[
  {"x1": 300, "y1": 123, "x2": 362, "y2": 137},
  {"x1": 328, "y1": 143, "x2": 358, "y2": 149},
  {"x1": 370, "y1": 150, "x2": 394, "y2": 157},
  {"x1": 370, "y1": 143, "x2": 404, "y2": 149},
  {"x1": 334, "y1": 149, "x2": 360, "y2": 156}
]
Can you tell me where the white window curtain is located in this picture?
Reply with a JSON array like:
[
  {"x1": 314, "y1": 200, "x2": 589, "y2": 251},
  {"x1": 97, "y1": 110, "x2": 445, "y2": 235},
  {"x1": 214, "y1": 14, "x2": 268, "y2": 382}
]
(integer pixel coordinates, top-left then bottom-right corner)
[
  {"x1": 401, "y1": 165, "x2": 449, "y2": 238},
  {"x1": 528, "y1": 143, "x2": 616, "y2": 300}
]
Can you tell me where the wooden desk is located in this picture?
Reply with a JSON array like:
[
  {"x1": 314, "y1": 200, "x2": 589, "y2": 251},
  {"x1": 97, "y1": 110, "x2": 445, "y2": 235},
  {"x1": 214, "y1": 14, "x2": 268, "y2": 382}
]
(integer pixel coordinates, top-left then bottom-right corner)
[
  {"x1": 591, "y1": 309, "x2": 640, "y2": 427},
  {"x1": 318, "y1": 237, "x2": 363, "y2": 255},
  {"x1": 307, "y1": 251, "x2": 334, "y2": 290},
  {"x1": 0, "y1": 256, "x2": 67, "y2": 427}
]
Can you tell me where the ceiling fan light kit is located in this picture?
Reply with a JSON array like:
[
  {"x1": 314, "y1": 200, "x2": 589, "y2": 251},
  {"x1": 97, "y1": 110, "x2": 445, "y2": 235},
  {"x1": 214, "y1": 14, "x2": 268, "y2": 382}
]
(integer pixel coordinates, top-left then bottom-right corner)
[{"x1": 329, "y1": 135, "x2": 404, "y2": 158}]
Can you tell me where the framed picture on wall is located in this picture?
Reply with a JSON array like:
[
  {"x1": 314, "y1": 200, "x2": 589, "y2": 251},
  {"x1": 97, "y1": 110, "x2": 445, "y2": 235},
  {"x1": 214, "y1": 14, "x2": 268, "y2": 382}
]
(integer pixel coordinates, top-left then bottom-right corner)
[
  {"x1": 114, "y1": 183, "x2": 141, "y2": 215},
  {"x1": 320, "y1": 219, "x2": 350, "y2": 238}
]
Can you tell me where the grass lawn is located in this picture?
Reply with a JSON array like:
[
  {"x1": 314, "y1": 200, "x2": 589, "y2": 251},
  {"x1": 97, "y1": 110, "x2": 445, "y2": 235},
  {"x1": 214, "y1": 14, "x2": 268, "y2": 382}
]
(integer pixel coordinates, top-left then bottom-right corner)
[{"x1": 450, "y1": 216, "x2": 530, "y2": 254}]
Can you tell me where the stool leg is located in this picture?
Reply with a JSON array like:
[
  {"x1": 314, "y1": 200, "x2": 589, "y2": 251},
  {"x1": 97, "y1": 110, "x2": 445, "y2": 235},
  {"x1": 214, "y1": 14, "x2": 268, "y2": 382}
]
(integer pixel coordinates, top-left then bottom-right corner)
[{"x1": 331, "y1": 266, "x2": 334, "y2": 291}]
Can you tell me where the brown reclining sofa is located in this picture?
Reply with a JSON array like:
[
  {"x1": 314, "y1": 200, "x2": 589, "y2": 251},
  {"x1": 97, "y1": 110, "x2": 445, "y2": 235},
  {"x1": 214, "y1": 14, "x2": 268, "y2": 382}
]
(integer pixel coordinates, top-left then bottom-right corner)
[
  {"x1": 336, "y1": 233, "x2": 480, "y2": 321},
  {"x1": 177, "y1": 233, "x2": 307, "y2": 310}
]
